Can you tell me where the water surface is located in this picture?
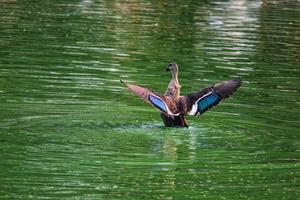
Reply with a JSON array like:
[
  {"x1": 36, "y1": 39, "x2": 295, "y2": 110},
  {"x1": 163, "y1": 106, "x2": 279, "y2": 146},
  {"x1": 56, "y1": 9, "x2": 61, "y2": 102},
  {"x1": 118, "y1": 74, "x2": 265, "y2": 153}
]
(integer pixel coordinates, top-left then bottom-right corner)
[{"x1": 0, "y1": 0, "x2": 299, "y2": 199}]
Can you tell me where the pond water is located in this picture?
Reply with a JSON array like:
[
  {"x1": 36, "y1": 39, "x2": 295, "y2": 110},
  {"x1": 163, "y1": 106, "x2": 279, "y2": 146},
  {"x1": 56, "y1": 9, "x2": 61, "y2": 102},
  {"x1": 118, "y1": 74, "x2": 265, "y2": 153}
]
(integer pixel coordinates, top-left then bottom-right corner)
[{"x1": 0, "y1": 0, "x2": 299, "y2": 199}]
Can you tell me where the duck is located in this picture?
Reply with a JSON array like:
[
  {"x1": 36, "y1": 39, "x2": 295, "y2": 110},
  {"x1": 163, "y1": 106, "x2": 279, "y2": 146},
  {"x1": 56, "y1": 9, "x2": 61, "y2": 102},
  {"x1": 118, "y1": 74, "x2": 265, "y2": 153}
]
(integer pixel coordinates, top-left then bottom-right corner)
[{"x1": 121, "y1": 62, "x2": 241, "y2": 127}]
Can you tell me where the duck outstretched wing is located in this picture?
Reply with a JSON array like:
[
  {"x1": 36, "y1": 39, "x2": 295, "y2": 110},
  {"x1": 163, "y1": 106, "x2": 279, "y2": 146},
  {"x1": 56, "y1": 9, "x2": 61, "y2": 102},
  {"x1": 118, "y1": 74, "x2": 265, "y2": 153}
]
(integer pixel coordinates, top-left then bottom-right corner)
[
  {"x1": 183, "y1": 79, "x2": 241, "y2": 116},
  {"x1": 121, "y1": 80, "x2": 179, "y2": 116}
]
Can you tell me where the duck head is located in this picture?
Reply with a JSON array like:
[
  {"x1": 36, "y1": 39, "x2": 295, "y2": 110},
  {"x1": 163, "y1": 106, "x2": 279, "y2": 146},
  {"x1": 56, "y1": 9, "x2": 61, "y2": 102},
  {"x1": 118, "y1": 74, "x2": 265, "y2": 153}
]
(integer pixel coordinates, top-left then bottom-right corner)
[
  {"x1": 163, "y1": 62, "x2": 178, "y2": 73},
  {"x1": 163, "y1": 62, "x2": 179, "y2": 83}
]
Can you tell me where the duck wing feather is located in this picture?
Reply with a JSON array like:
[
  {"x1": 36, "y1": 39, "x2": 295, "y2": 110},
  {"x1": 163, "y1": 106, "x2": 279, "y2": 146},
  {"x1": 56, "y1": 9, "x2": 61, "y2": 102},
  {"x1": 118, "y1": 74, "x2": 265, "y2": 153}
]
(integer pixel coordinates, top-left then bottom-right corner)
[
  {"x1": 121, "y1": 80, "x2": 180, "y2": 116},
  {"x1": 181, "y1": 79, "x2": 241, "y2": 116}
]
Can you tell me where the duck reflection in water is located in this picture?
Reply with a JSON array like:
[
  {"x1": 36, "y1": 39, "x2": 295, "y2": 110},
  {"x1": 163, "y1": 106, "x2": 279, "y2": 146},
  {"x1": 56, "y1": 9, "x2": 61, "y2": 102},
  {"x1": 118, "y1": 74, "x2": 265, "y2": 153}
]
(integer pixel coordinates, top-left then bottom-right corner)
[{"x1": 121, "y1": 63, "x2": 241, "y2": 128}]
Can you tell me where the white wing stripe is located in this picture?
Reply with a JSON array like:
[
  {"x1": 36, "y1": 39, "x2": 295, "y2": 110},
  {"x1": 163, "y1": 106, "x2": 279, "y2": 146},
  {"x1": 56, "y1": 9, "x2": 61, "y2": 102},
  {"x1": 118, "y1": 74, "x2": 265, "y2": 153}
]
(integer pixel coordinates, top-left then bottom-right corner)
[{"x1": 187, "y1": 91, "x2": 213, "y2": 116}]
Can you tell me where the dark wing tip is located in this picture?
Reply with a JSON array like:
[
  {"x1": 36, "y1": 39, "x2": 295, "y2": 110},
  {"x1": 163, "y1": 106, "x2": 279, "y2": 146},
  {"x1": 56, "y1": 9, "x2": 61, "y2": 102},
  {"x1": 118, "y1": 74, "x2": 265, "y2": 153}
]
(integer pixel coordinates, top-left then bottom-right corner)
[
  {"x1": 229, "y1": 78, "x2": 242, "y2": 90},
  {"x1": 120, "y1": 79, "x2": 125, "y2": 85},
  {"x1": 232, "y1": 78, "x2": 242, "y2": 86},
  {"x1": 214, "y1": 79, "x2": 242, "y2": 99}
]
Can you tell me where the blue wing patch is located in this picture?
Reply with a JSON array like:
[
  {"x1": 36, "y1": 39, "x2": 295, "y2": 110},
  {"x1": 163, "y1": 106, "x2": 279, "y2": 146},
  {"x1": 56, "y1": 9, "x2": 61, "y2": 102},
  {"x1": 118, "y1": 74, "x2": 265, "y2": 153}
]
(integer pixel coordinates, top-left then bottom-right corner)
[
  {"x1": 197, "y1": 92, "x2": 221, "y2": 114},
  {"x1": 149, "y1": 94, "x2": 168, "y2": 113}
]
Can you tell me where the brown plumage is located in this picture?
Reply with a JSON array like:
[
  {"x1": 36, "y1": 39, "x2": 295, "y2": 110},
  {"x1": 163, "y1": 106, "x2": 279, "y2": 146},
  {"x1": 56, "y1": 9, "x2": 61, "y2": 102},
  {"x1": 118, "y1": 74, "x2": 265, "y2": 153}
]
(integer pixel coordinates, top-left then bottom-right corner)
[{"x1": 121, "y1": 63, "x2": 241, "y2": 127}]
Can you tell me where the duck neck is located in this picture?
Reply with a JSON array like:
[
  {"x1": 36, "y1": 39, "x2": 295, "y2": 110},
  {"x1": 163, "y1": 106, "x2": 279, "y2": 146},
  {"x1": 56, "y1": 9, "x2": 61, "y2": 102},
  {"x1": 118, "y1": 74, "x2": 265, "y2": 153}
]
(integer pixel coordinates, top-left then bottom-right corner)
[{"x1": 171, "y1": 69, "x2": 180, "y2": 86}]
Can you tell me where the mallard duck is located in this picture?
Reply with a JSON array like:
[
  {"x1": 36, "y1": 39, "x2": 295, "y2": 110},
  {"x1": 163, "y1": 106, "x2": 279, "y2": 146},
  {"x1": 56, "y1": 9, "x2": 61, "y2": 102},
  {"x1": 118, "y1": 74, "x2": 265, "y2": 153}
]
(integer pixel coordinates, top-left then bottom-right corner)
[{"x1": 121, "y1": 62, "x2": 241, "y2": 127}]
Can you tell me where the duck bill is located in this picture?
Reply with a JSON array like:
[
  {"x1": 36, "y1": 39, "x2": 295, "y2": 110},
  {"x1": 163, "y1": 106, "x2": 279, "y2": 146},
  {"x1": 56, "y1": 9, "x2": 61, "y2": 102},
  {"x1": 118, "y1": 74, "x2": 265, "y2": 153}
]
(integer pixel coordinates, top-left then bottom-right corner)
[{"x1": 163, "y1": 65, "x2": 170, "y2": 71}]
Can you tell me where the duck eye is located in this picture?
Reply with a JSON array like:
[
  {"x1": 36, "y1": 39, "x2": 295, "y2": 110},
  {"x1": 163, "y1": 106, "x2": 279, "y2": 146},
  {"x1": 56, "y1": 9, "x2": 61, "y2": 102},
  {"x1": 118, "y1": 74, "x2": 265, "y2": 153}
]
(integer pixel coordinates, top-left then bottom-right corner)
[{"x1": 168, "y1": 63, "x2": 173, "y2": 67}]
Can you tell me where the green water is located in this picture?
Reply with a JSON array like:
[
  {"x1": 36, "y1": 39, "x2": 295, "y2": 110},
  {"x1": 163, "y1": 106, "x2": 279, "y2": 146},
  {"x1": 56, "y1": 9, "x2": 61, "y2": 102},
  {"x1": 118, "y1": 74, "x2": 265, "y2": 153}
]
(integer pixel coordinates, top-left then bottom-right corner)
[{"x1": 1, "y1": 0, "x2": 299, "y2": 199}]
